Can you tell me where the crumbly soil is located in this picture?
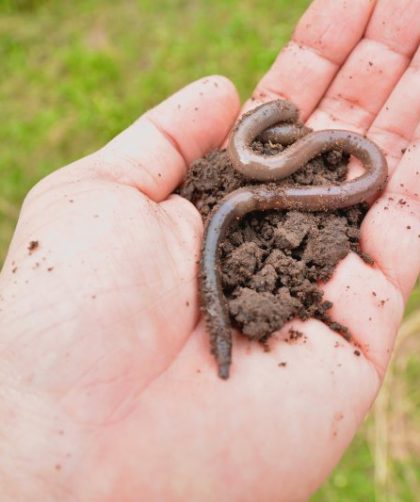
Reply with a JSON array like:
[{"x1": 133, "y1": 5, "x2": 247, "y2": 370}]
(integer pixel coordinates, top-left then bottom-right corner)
[{"x1": 178, "y1": 133, "x2": 369, "y2": 343}]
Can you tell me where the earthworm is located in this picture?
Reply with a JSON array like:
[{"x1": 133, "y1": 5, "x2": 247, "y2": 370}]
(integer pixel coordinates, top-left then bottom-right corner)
[{"x1": 200, "y1": 100, "x2": 388, "y2": 379}]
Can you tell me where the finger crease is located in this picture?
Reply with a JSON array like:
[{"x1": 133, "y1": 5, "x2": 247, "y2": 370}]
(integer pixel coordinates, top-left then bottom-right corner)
[
  {"x1": 369, "y1": 124, "x2": 415, "y2": 147},
  {"x1": 316, "y1": 99, "x2": 373, "y2": 132},
  {"x1": 373, "y1": 256, "x2": 404, "y2": 302},
  {"x1": 144, "y1": 115, "x2": 188, "y2": 168},
  {"x1": 289, "y1": 39, "x2": 340, "y2": 68},
  {"x1": 252, "y1": 85, "x2": 291, "y2": 103},
  {"x1": 363, "y1": 36, "x2": 412, "y2": 61}
]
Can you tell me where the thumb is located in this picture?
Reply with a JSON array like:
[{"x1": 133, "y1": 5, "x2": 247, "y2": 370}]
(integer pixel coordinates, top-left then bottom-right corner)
[{"x1": 98, "y1": 75, "x2": 240, "y2": 201}]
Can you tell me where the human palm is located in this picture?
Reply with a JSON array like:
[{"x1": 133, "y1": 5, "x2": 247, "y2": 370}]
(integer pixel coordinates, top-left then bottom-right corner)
[{"x1": 0, "y1": 1, "x2": 419, "y2": 500}]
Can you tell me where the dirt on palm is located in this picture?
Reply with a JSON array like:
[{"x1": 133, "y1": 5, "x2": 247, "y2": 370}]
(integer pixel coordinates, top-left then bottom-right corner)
[{"x1": 178, "y1": 134, "x2": 369, "y2": 343}]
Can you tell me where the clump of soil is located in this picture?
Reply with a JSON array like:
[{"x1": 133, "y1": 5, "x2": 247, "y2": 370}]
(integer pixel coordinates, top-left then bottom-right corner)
[{"x1": 178, "y1": 133, "x2": 368, "y2": 343}]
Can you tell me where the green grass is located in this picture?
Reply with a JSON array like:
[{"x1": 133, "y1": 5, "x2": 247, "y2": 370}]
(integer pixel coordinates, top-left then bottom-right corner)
[
  {"x1": 0, "y1": 0, "x2": 308, "y2": 257},
  {"x1": 0, "y1": 1, "x2": 419, "y2": 499}
]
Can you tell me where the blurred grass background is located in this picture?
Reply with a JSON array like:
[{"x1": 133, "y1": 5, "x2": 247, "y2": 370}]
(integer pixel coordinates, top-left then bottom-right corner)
[{"x1": 0, "y1": 0, "x2": 418, "y2": 499}]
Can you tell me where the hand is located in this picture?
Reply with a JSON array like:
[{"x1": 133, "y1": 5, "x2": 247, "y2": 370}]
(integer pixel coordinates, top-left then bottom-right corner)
[{"x1": 0, "y1": 0, "x2": 419, "y2": 499}]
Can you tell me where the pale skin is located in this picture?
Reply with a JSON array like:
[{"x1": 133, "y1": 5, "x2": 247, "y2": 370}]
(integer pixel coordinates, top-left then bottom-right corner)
[{"x1": 0, "y1": 0, "x2": 419, "y2": 500}]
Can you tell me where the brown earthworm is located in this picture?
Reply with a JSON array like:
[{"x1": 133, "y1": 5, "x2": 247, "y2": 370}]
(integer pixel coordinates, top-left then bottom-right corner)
[{"x1": 200, "y1": 100, "x2": 388, "y2": 380}]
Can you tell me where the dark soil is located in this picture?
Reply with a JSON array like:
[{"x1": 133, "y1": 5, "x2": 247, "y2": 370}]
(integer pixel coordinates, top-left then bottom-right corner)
[{"x1": 178, "y1": 132, "x2": 369, "y2": 343}]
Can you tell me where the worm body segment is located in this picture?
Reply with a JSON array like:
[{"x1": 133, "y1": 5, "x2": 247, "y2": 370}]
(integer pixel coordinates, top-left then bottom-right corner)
[{"x1": 201, "y1": 100, "x2": 388, "y2": 379}]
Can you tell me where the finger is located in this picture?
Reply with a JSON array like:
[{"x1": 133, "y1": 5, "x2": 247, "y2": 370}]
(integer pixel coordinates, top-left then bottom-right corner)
[
  {"x1": 308, "y1": 0, "x2": 420, "y2": 131},
  {"x1": 362, "y1": 128, "x2": 420, "y2": 301},
  {"x1": 243, "y1": 0, "x2": 376, "y2": 118},
  {"x1": 320, "y1": 115, "x2": 420, "y2": 376},
  {"x1": 301, "y1": 3, "x2": 420, "y2": 376},
  {"x1": 322, "y1": 253, "x2": 404, "y2": 377},
  {"x1": 100, "y1": 76, "x2": 240, "y2": 202},
  {"x1": 356, "y1": 49, "x2": 420, "y2": 300},
  {"x1": 368, "y1": 46, "x2": 420, "y2": 174},
  {"x1": 322, "y1": 157, "x2": 420, "y2": 374}
]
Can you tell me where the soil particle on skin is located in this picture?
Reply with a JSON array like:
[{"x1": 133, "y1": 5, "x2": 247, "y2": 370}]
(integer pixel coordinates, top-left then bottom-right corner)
[
  {"x1": 177, "y1": 132, "x2": 369, "y2": 343},
  {"x1": 287, "y1": 328, "x2": 305, "y2": 343},
  {"x1": 28, "y1": 240, "x2": 39, "y2": 254}
]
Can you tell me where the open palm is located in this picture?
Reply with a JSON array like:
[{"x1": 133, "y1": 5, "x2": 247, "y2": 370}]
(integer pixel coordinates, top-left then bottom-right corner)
[{"x1": 0, "y1": 0, "x2": 419, "y2": 500}]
